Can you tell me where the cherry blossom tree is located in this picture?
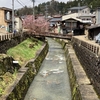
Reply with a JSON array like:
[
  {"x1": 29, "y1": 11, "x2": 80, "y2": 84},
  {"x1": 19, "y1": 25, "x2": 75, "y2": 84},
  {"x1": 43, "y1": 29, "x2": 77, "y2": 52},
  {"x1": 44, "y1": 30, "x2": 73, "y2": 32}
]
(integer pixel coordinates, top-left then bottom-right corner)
[{"x1": 23, "y1": 15, "x2": 50, "y2": 34}]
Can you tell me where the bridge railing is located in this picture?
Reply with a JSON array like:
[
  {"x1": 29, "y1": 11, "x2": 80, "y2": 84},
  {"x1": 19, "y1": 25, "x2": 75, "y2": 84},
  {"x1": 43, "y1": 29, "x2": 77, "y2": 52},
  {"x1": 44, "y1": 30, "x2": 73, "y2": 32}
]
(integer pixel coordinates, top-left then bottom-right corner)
[
  {"x1": 32, "y1": 32, "x2": 72, "y2": 39},
  {"x1": 0, "y1": 32, "x2": 72, "y2": 42},
  {"x1": 0, "y1": 33, "x2": 21, "y2": 41},
  {"x1": 72, "y1": 36, "x2": 100, "y2": 56}
]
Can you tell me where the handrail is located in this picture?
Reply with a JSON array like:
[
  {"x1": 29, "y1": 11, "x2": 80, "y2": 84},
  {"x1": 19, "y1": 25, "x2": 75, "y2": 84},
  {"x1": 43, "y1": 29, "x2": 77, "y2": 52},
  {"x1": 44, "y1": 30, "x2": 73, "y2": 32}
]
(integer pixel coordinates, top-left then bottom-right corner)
[
  {"x1": 0, "y1": 33, "x2": 20, "y2": 41},
  {"x1": 32, "y1": 32, "x2": 72, "y2": 39},
  {"x1": 72, "y1": 37, "x2": 100, "y2": 56}
]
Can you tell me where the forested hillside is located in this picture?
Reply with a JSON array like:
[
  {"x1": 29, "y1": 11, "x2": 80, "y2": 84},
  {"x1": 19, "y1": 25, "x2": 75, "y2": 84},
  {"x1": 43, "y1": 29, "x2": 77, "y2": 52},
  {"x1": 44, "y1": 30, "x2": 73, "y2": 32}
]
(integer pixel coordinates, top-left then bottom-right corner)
[{"x1": 16, "y1": 0, "x2": 100, "y2": 16}]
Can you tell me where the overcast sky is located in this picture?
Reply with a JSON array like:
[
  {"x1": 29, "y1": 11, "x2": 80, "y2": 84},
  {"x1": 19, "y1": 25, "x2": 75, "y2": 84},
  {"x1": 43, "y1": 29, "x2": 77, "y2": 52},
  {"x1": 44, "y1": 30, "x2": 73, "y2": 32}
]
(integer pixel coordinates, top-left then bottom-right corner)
[{"x1": 0, "y1": 0, "x2": 69, "y2": 9}]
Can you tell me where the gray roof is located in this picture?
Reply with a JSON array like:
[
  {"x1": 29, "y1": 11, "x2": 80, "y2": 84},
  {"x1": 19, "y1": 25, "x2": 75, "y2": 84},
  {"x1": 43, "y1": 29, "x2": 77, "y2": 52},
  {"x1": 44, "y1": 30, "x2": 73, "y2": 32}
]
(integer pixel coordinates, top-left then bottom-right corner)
[
  {"x1": 0, "y1": 7, "x2": 12, "y2": 11},
  {"x1": 69, "y1": 6, "x2": 88, "y2": 10},
  {"x1": 87, "y1": 24, "x2": 100, "y2": 29},
  {"x1": 79, "y1": 14, "x2": 95, "y2": 17},
  {"x1": 49, "y1": 17, "x2": 62, "y2": 22}
]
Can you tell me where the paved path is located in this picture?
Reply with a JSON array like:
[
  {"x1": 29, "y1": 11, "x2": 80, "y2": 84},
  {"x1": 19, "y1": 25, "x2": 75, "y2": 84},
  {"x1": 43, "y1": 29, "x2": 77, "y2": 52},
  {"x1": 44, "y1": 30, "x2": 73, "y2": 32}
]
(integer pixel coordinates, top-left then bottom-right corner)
[{"x1": 24, "y1": 38, "x2": 72, "y2": 100}]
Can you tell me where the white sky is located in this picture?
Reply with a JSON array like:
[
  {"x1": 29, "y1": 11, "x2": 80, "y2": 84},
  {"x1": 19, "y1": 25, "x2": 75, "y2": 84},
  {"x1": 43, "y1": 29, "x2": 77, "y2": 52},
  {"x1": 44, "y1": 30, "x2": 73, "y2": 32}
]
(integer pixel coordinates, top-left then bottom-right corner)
[{"x1": 0, "y1": 0, "x2": 69, "y2": 9}]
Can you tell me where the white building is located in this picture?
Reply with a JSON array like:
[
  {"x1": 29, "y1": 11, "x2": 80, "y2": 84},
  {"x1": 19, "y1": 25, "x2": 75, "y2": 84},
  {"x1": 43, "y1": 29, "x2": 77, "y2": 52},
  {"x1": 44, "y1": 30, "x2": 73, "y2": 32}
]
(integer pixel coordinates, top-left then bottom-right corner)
[
  {"x1": 96, "y1": 7, "x2": 100, "y2": 24},
  {"x1": 68, "y1": 6, "x2": 90, "y2": 15},
  {"x1": 15, "y1": 17, "x2": 23, "y2": 33}
]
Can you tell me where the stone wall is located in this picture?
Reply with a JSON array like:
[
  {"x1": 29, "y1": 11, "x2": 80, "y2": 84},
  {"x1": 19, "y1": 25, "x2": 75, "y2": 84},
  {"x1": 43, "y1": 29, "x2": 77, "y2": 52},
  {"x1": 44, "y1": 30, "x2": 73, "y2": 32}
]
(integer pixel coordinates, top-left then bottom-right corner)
[
  {"x1": 71, "y1": 36, "x2": 100, "y2": 97},
  {"x1": 0, "y1": 42, "x2": 48, "y2": 100},
  {"x1": 57, "y1": 39, "x2": 99, "y2": 100},
  {"x1": 0, "y1": 55, "x2": 20, "y2": 75},
  {"x1": 0, "y1": 33, "x2": 27, "y2": 54},
  {"x1": 0, "y1": 32, "x2": 34, "y2": 75}
]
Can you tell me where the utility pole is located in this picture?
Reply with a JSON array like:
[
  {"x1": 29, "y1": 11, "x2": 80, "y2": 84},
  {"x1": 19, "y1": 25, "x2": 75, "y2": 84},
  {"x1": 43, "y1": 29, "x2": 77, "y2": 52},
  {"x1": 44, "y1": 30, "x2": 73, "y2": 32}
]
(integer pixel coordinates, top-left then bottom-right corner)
[
  {"x1": 12, "y1": 0, "x2": 14, "y2": 33},
  {"x1": 32, "y1": 0, "x2": 35, "y2": 16},
  {"x1": 45, "y1": 4, "x2": 48, "y2": 19},
  {"x1": 78, "y1": 2, "x2": 80, "y2": 17}
]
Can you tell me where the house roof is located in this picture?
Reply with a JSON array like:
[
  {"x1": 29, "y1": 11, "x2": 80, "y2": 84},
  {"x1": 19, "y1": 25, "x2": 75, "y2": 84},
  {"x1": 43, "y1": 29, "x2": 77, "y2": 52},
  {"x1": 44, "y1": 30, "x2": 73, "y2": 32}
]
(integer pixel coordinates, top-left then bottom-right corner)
[
  {"x1": 62, "y1": 13, "x2": 78, "y2": 21},
  {"x1": 49, "y1": 17, "x2": 62, "y2": 22},
  {"x1": 52, "y1": 15, "x2": 62, "y2": 18},
  {"x1": 62, "y1": 13, "x2": 92, "y2": 24},
  {"x1": 62, "y1": 13, "x2": 92, "y2": 23},
  {"x1": 79, "y1": 14, "x2": 95, "y2": 17},
  {"x1": 0, "y1": 7, "x2": 12, "y2": 11},
  {"x1": 87, "y1": 24, "x2": 100, "y2": 29},
  {"x1": 68, "y1": 6, "x2": 88, "y2": 10},
  {"x1": 63, "y1": 17, "x2": 82, "y2": 22}
]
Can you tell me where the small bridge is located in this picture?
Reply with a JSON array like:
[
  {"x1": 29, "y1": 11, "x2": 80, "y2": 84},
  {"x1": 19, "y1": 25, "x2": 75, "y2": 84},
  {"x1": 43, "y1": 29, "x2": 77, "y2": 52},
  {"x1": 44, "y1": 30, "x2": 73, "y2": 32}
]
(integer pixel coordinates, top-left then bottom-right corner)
[
  {"x1": 0, "y1": 32, "x2": 72, "y2": 42},
  {"x1": 32, "y1": 32, "x2": 72, "y2": 40}
]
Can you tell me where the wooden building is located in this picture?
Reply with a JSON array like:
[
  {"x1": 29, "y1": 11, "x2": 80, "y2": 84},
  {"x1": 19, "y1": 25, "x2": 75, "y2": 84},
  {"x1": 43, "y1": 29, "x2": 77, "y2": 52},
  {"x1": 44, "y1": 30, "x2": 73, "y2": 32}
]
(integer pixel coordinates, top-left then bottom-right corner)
[{"x1": 87, "y1": 24, "x2": 100, "y2": 40}]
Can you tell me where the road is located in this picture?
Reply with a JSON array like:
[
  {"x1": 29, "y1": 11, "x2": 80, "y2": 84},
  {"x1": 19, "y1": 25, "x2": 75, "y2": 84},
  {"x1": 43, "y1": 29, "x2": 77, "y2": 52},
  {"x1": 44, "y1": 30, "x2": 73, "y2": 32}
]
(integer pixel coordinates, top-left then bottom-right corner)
[{"x1": 24, "y1": 38, "x2": 72, "y2": 100}]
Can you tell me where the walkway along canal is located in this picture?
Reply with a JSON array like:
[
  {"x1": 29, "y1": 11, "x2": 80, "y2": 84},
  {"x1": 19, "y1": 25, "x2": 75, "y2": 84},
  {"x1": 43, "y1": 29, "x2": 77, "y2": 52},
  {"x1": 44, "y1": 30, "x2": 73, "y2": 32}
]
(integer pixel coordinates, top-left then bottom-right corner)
[{"x1": 24, "y1": 38, "x2": 72, "y2": 100}]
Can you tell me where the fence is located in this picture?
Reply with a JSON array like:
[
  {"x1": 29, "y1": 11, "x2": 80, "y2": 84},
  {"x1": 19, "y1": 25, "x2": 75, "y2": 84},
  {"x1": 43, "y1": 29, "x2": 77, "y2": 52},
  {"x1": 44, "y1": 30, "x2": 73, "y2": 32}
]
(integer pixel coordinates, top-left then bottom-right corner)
[{"x1": 0, "y1": 33, "x2": 21, "y2": 41}]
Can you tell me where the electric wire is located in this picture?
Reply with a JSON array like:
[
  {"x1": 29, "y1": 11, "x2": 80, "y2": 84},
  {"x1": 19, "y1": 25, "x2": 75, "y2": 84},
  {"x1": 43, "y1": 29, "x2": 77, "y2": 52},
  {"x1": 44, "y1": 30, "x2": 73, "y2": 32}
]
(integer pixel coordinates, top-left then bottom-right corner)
[{"x1": 16, "y1": 0, "x2": 25, "y2": 7}]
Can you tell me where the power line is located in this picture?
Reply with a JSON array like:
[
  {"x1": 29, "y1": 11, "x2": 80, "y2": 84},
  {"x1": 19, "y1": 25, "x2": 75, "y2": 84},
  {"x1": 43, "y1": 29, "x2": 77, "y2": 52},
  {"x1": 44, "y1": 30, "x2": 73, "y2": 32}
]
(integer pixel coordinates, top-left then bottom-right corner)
[
  {"x1": 18, "y1": 0, "x2": 26, "y2": 6},
  {"x1": 16, "y1": 0, "x2": 25, "y2": 7}
]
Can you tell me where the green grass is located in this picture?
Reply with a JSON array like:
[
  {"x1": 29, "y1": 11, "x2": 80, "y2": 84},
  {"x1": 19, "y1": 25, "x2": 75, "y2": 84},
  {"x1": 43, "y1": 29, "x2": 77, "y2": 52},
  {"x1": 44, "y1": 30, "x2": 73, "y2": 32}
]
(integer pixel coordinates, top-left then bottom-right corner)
[
  {"x1": 7, "y1": 38, "x2": 43, "y2": 66},
  {"x1": 0, "y1": 38, "x2": 44, "y2": 96}
]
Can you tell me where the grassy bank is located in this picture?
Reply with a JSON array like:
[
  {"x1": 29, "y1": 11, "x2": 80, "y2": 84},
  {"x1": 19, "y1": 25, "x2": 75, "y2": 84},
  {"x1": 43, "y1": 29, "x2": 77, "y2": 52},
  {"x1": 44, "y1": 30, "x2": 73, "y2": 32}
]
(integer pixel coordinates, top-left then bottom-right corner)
[
  {"x1": 7, "y1": 37, "x2": 43, "y2": 66},
  {"x1": 0, "y1": 37, "x2": 43, "y2": 96}
]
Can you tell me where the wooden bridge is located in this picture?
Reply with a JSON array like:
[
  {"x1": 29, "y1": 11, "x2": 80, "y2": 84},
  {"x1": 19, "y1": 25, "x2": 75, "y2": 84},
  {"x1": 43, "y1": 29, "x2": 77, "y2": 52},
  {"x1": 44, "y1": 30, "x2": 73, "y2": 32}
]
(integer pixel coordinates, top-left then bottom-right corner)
[
  {"x1": 0, "y1": 32, "x2": 72, "y2": 42},
  {"x1": 32, "y1": 32, "x2": 72, "y2": 40}
]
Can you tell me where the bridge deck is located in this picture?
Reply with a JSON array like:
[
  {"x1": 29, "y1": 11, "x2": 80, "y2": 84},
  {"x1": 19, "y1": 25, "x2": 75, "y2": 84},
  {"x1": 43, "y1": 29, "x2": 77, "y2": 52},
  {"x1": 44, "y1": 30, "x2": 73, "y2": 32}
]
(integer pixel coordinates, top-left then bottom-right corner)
[{"x1": 32, "y1": 32, "x2": 72, "y2": 40}]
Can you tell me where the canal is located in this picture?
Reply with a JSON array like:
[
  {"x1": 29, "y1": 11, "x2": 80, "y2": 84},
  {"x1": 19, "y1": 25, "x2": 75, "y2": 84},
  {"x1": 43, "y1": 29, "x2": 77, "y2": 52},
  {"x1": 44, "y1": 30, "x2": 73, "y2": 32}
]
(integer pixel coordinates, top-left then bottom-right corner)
[{"x1": 24, "y1": 38, "x2": 72, "y2": 100}]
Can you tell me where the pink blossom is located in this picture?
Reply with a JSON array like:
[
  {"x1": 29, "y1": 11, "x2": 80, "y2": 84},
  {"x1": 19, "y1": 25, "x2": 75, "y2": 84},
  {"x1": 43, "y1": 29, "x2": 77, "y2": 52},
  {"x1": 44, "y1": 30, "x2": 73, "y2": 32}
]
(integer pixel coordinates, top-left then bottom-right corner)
[{"x1": 23, "y1": 15, "x2": 49, "y2": 34}]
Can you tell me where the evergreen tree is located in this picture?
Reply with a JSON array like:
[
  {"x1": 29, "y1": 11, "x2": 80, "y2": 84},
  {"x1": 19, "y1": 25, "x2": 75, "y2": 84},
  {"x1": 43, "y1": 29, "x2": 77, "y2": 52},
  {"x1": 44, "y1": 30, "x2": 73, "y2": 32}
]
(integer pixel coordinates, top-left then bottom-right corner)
[{"x1": 16, "y1": 0, "x2": 100, "y2": 16}]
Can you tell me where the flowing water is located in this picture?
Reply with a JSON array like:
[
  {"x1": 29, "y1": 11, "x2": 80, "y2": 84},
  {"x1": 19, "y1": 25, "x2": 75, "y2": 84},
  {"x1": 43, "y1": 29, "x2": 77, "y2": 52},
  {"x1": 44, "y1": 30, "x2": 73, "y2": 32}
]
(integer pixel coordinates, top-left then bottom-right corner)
[{"x1": 24, "y1": 38, "x2": 72, "y2": 100}]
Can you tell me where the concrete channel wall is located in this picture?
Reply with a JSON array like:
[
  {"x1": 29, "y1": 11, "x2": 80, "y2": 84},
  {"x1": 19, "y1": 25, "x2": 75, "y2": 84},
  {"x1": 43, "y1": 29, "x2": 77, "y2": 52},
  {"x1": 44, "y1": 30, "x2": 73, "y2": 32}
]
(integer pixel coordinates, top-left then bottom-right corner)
[
  {"x1": 71, "y1": 36, "x2": 100, "y2": 98},
  {"x1": 0, "y1": 40, "x2": 48, "y2": 100},
  {"x1": 58, "y1": 39, "x2": 99, "y2": 100}
]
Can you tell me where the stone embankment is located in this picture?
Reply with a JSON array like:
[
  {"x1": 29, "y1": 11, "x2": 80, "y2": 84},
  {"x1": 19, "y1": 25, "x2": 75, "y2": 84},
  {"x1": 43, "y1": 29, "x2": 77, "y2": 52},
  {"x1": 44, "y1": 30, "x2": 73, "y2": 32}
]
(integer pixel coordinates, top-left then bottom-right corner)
[
  {"x1": 72, "y1": 36, "x2": 100, "y2": 97},
  {"x1": 0, "y1": 33, "x2": 100, "y2": 100},
  {"x1": 0, "y1": 41, "x2": 48, "y2": 100},
  {"x1": 58, "y1": 37, "x2": 100, "y2": 100},
  {"x1": 0, "y1": 32, "x2": 48, "y2": 100}
]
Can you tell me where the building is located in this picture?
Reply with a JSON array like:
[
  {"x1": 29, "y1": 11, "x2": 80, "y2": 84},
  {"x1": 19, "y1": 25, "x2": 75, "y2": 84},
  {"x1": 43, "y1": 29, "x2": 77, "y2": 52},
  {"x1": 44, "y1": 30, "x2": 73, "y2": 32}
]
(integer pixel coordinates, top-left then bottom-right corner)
[
  {"x1": 0, "y1": 7, "x2": 13, "y2": 33},
  {"x1": 86, "y1": 7, "x2": 100, "y2": 40},
  {"x1": 49, "y1": 15, "x2": 62, "y2": 27},
  {"x1": 68, "y1": 6, "x2": 90, "y2": 14},
  {"x1": 87, "y1": 24, "x2": 100, "y2": 40},
  {"x1": 62, "y1": 6, "x2": 95, "y2": 35},
  {"x1": 95, "y1": 7, "x2": 100, "y2": 24},
  {"x1": 67, "y1": 6, "x2": 95, "y2": 24},
  {"x1": 15, "y1": 17, "x2": 23, "y2": 33},
  {"x1": 62, "y1": 13, "x2": 81, "y2": 32}
]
